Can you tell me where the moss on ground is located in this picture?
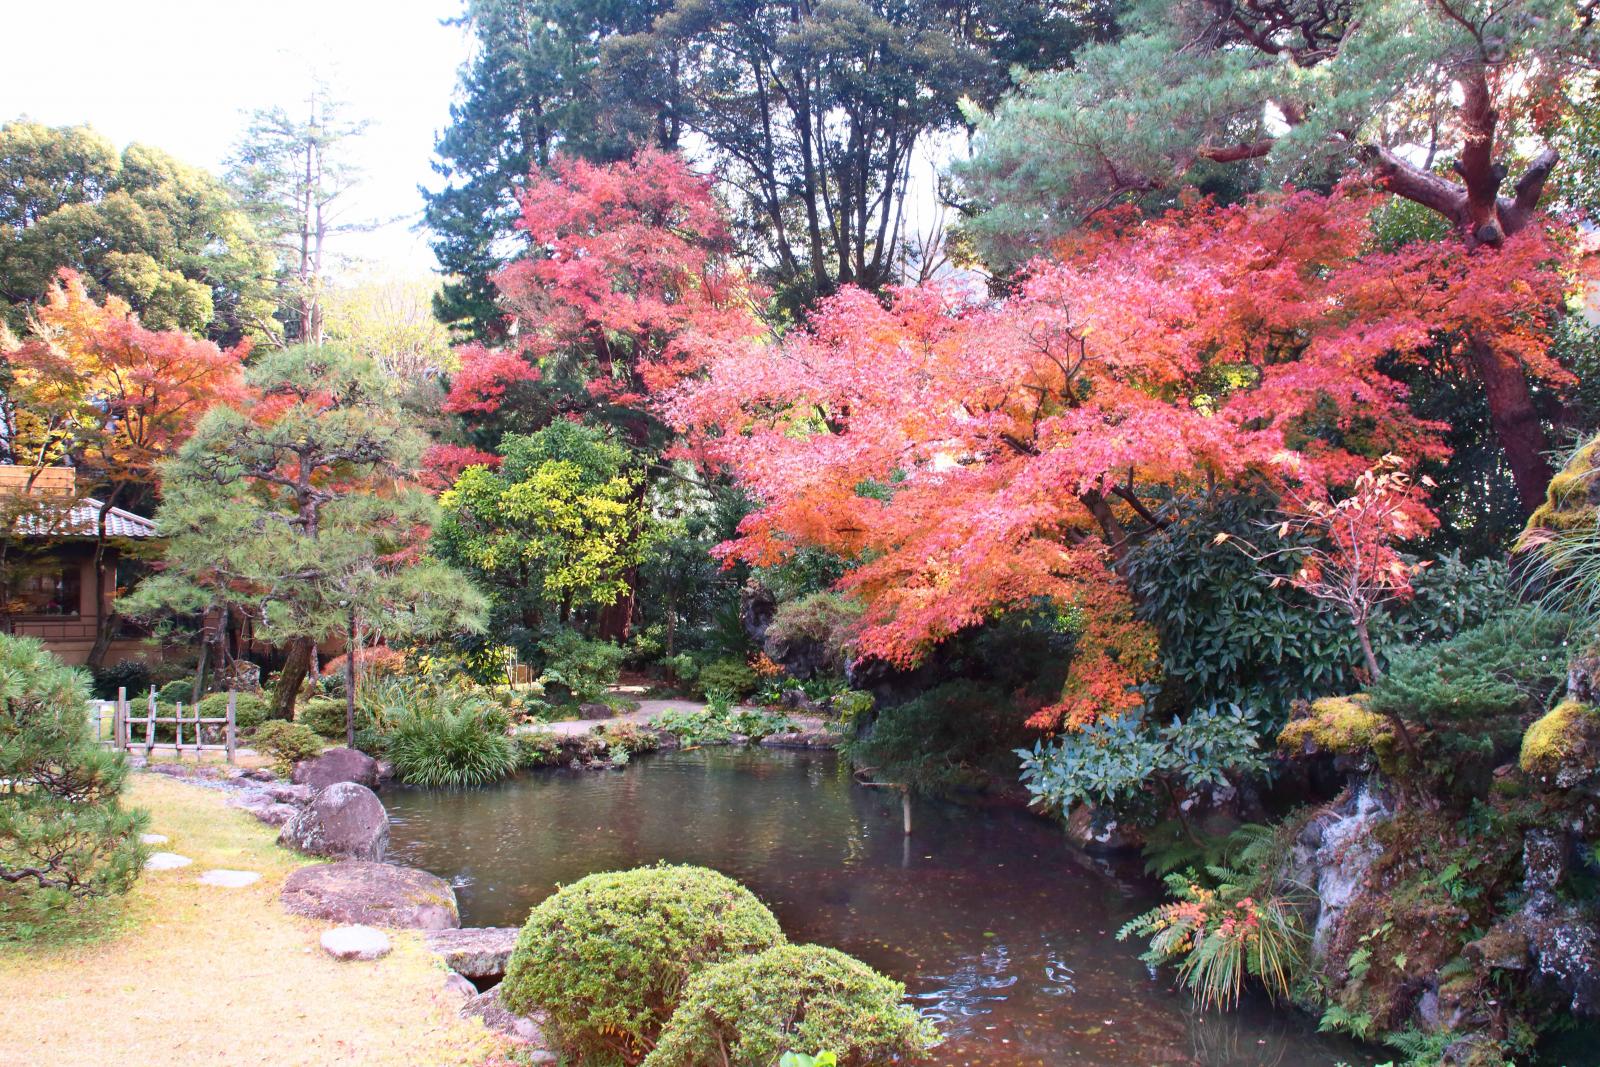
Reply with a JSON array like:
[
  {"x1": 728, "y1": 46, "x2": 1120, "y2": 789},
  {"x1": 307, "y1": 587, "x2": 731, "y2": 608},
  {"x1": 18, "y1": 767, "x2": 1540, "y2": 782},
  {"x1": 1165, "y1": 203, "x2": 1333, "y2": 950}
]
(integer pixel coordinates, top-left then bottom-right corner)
[{"x1": 0, "y1": 773, "x2": 510, "y2": 1067}]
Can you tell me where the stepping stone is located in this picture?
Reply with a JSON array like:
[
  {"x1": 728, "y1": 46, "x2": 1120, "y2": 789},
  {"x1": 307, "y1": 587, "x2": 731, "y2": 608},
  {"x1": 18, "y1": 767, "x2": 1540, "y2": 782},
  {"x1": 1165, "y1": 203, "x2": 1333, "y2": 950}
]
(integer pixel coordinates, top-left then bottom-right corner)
[
  {"x1": 320, "y1": 924, "x2": 391, "y2": 961},
  {"x1": 140, "y1": 833, "x2": 168, "y2": 845},
  {"x1": 199, "y1": 869, "x2": 261, "y2": 888},
  {"x1": 144, "y1": 852, "x2": 192, "y2": 870}
]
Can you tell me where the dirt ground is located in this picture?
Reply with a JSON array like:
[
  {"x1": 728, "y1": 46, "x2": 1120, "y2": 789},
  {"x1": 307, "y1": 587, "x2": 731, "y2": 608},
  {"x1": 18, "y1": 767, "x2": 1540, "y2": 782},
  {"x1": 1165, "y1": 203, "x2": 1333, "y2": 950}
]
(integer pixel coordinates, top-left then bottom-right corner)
[{"x1": 0, "y1": 773, "x2": 512, "y2": 1067}]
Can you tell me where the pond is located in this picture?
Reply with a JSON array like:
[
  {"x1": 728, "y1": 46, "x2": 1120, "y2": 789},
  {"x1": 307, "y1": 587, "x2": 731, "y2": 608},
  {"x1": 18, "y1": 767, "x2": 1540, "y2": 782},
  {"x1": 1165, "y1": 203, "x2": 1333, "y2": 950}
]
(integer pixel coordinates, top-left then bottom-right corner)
[{"x1": 385, "y1": 747, "x2": 1373, "y2": 1067}]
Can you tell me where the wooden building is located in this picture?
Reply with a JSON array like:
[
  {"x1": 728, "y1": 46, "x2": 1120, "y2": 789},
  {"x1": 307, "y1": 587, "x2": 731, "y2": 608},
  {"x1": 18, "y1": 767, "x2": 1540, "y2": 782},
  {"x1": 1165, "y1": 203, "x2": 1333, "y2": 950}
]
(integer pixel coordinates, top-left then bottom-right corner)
[{"x1": 0, "y1": 466, "x2": 161, "y2": 665}]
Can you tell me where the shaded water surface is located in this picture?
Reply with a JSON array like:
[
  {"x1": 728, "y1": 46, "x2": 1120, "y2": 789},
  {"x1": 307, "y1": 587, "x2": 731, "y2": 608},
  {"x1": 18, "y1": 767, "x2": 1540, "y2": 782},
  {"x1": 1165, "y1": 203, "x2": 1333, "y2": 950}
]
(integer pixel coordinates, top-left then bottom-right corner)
[{"x1": 385, "y1": 747, "x2": 1372, "y2": 1067}]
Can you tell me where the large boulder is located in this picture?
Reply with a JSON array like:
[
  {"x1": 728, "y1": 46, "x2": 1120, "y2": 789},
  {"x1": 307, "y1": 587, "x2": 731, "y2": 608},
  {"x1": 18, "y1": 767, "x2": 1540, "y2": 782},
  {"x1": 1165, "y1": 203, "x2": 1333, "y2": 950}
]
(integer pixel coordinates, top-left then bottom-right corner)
[
  {"x1": 280, "y1": 860, "x2": 460, "y2": 929},
  {"x1": 278, "y1": 781, "x2": 389, "y2": 861},
  {"x1": 292, "y1": 747, "x2": 380, "y2": 791},
  {"x1": 425, "y1": 926, "x2": 520, "y2": 982}
]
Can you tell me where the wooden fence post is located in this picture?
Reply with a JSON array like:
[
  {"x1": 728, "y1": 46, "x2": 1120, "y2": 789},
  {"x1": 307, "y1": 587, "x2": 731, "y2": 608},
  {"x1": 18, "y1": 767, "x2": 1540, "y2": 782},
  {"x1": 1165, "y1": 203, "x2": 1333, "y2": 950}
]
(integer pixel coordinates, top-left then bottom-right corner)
[
  {"x1": 145, "y1": 686, "x2": 156, "y2": 758},
  {"x1": 225, "y1": 691, "x2": 237, "y2": 765},
  {"x1": 115, "y1": 687, "x2": 126, "y2": 750}
]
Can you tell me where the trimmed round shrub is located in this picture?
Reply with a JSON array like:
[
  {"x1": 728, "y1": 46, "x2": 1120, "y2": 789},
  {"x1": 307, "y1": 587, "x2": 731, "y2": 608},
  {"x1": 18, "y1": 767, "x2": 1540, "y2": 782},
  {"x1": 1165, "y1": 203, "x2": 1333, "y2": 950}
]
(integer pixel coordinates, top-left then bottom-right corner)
[
  {"x1": 197, "y1": 692, "x2": 271, "y2": 733},
  {"x1": 500, "y1": 865, "x2": 786, "y2": 1063},
  {"x1": 643, "y1": 944, "x2": 937, "y2": 1067},
  {"x1": 296, "y1": 697, "x2": 350, "y2": 740},
  {"x1": 90, "y1": 659, "x2": 152, "y2": 701},
  {"x1": 696, "y1": 658, "x2": 759, "y2": 700},
  {"x1": 156, "y1": 679, "x2": 194, "y2": 705},
  {"x1": 387, "y1": 701, "x2": 516, "y2": 787},
  {"x1": 250, "y1": 719, "x2": 323, "y2": 775}
]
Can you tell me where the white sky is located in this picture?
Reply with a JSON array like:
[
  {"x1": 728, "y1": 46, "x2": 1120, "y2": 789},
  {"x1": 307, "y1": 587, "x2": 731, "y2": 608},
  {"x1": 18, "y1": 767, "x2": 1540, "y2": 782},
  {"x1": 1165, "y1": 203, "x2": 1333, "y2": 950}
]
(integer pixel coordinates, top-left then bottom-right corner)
[{"x1": 1, "y1": 0, "x2": 473, "y2": 276}]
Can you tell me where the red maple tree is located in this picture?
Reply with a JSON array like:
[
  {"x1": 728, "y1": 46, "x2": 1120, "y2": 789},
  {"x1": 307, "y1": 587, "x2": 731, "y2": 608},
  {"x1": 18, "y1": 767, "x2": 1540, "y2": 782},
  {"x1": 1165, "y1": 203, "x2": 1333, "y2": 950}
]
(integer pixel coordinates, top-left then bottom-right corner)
[{"x1": 669, "y1": 190, "x2": 1562, "y2": 728}]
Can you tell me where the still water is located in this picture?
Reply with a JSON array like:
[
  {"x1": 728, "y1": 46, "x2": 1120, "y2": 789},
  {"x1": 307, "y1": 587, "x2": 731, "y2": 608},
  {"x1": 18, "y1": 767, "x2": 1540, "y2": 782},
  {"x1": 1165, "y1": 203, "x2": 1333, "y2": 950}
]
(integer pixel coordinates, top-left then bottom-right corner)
[{"x1": 385, "y1": 747, "x2": 1374, "y2": 1066}]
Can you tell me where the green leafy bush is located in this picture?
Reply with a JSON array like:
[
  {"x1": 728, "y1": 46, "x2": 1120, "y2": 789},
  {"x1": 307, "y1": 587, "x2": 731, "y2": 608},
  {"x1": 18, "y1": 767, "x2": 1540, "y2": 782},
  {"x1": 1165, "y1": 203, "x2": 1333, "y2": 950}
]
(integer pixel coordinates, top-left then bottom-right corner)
[
  {"x1": 537, "y1": 628, "x2": 625, "y2": 704},
  {"x1": 90, "y1": 659, "x2": 152, "y2": 701},
  {"x1": 1121, "y1": 493, "x2": 1365, "y2": 716},
  {"x1": 197, "y1": 692, "x2": 271, "y2": 733},
  {"x1": 1017, "y1": 703, "x2": 1268, "y2": 817},
  {"x1": 387, "y1": 695, "x2": 516, "y2": 788},
  {"x1": 0, "y1": 635, "x2": 147, "y2": 924},
  {"x1": 250, "y1": 720, "x2": 324, "y2": 774},
  {"x1": 514, "y1": 730, "x2": 565, "y2": 769},
  {"x1": 764, "y1": 591, "x2": 864, "y2": 676},
  {"x1": 642, "y1": 944, "x2": 936, "y2": 1067},
  {"x1": 592, "y1": 721, "x2": 660, "y2": 756},
  {"x1": 156, "y1": 679, "x2": 194, "y2": 705},
  {"x1": 653, "y1": 705, "x2": 736, "y2": 745},
  {"x1": 296, "y1": 697, "x2": 351, "y2": 740},
  {"x1": 500, "y1": 864, "x2": 785, "y2": 1064},
  {"x1": 695, "y1": 658, "x2": 759, "y2": 699}
]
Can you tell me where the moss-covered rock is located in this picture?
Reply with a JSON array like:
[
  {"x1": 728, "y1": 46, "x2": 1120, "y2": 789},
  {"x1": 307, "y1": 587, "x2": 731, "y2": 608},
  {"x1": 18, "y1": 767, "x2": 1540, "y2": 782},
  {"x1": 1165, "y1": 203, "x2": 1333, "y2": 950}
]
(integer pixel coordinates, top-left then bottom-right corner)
[
  {"x1": 499, "y1": 864, "x2": 785, "y2": 1064},
  {"x1": 1279, "y1": 695, "x2": 1391, "y2": 756},
  {"x1": 642, "y1": 944, "x2": 937, "y2": 1067},
  {"x1": 1525, "y1": 436, "x2": 1600, "y2": 535},
  {"x1": 1518, "y1": 700, "x2": 1600, "y2": 786}
]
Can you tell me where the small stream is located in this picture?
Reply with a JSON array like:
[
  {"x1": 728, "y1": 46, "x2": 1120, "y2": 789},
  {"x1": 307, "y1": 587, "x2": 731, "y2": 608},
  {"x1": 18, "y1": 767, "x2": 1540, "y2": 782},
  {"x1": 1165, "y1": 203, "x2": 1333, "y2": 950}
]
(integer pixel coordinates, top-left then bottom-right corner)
[{"x1": 385, "y1": 747, "x2": 1375, "y2": 1066}]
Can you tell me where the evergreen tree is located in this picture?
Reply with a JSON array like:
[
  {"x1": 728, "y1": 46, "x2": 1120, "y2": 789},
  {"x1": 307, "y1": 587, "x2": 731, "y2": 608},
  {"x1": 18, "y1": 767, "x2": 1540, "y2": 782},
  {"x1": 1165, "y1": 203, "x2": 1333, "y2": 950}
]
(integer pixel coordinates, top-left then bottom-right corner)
[
  {"x1": 0, "y1": 634, "x2": 147, "y2": 921},
  {"x1": 125, "y1": 347, "x2": 486, "y2": 724}
]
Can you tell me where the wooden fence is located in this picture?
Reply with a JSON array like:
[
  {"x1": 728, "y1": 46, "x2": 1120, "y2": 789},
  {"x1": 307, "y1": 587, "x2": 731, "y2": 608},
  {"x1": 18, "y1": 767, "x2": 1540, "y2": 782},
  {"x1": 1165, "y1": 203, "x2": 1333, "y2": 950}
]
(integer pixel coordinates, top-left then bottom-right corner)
[{"x1": 94, "y1": 687, "x2": 239, "y2": 764}]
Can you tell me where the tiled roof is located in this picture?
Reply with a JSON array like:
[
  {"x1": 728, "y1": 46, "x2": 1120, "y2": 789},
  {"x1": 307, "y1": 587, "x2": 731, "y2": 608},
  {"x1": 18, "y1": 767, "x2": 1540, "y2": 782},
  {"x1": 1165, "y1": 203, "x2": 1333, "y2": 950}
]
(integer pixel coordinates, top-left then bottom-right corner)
[{"x1": 11, "y1": 497, "x2": 159, "y2": 539}]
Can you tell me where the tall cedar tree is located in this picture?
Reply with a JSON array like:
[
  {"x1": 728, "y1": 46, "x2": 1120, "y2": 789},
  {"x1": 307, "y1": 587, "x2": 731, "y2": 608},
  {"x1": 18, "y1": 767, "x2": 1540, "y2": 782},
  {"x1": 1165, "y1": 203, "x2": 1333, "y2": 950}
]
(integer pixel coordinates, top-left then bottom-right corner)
[
  {"x1": 2, "y1": 272, "x2": 247, "y2": 668},
  {"x1": 126, "y1": 347, "x2": 485, "y2": 724},
  {"x1": 669, "y1": 190, "x2": 1560, "y2": 727},
  {"x1": 958, "y1": 0, "x2": 1596, "y2": 512}
]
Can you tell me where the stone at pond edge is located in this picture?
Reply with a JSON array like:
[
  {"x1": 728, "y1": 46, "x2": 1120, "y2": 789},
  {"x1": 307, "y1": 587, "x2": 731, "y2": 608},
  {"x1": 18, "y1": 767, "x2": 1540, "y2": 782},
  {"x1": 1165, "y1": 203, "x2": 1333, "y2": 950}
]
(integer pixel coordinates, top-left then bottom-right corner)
[
  {"x1": 144, "y1": 852, "x2": 192, "y2": 870},
  {"x1": 442, "y1": 972, "x2": 478, "y2": 999},
  {"x1": 320, "y1": 924, "x2": 392, "y2": 961},
  {"x1": 462, "y1": 986, "x2": 553, "y2": 1057},
  {"x1": 280, "y1": 861, "x2": 460, "y2": 930},
  {"x1": 1064, "y1": 802, "x2": 1144, "y2": 852},
  {"x1": 425, "y1": 926, "x2": 519, "y2": 981},
  {"x1": 278, "y1": 781, "x2": 389, "y2": 861},
  {"x1": 292, "y1": 747, "x2": 380, "y2": 791}
]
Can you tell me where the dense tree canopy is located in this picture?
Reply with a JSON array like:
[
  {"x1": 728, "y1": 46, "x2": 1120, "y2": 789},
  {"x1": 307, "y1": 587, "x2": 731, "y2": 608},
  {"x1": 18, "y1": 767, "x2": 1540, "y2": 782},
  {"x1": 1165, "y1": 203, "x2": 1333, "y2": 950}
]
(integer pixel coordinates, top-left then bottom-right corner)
[
  {"x1": 957, "y1": 0, "x2": 1596, "y2": 511},
  {"x1": 670, "y1": 189, "x2": 1559, "y2": 725},
  {"x1": 0, "y1": 122, "x2": 277, "y2": 343}
]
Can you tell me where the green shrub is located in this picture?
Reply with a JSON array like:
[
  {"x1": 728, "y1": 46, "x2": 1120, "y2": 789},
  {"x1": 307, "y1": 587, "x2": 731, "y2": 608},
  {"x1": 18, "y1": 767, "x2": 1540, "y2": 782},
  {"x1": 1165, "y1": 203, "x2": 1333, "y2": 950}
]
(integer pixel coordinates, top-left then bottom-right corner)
[
  {"x1": 537, "y1": 628, "x2": 625, "y2": 704},
  {"x1": 643, "y1": 944, "x2": 936, "y2": 1067},
  {"x1": 156, "y1": 679, "x2": 194, "y2": 705},
  {"x1": 250, "y1": 720, "x2": 324, "y2": 775},
  {"x1": 90, "y1": 659, "x2": 153, "y2": 701},
  {"x1": 765, "y1": 592, "x2": 864, "y2": 676},
  {"x1": 0, "y1": 635, "x2": 147, "y2": 925},
  {"x1": 592, "y1": 721, "x2": 660, "y2": 756},
  {"x1": 1368, "y1": 607, "x2": 1573, "y2": 724},
  {"x1": 197, "y1": 692, "x2": 271, "y2": 733},
  {"x1": 296, "y1": 697, "x2": 352, "y2": 740},
  {"x1": 514, "y1": 730, "x2": 565, "y2": 769},
  {"x1": 500, "y1": 864, "x2": 786, "y2": 1064},
  {"x1": 387, "y1": 695, "x2": 516, "y2": 788},
  {"x1": 695, "y1": 658, "x2": 759, "y2": 699}
]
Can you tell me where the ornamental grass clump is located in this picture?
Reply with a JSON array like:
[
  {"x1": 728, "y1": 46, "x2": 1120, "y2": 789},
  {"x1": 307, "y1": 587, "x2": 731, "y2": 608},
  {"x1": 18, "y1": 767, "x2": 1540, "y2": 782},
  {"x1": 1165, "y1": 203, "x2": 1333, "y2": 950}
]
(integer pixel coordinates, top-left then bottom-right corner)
[
  {"x1": 500, "y1": 864, "x2": 785, "y2": 1064},
  {"x1": 642, "y1": 943, "x2": 937, "y2": 1067},
  {"x1": 0, "y1": 634, "x2": 147, "y2": 925},
  {"x1": 386, "y1": 692, "x2": 516, "y2": 788}
]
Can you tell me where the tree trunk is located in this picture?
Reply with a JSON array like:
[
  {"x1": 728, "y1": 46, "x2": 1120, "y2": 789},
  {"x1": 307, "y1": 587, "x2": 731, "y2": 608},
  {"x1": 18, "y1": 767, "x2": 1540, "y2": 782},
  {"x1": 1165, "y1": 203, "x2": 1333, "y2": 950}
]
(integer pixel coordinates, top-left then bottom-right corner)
[
  {"x1": 1468, "y1": 332, "x2": 1554, "y2": 515},
  {"x1": 272, "y1": 637, "x2": 314, "y2": 720},
  {"x1": 596, "y1": 567, "x2": 638, "y2": 643},
  {"x1": 345, "y1": 610, "x2": 358, "y2": 749}
]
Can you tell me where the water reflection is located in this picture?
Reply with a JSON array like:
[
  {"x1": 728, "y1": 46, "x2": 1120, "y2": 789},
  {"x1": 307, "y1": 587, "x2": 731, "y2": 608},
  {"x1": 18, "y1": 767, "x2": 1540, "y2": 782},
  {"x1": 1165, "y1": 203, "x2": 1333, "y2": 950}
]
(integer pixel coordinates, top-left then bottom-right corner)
[{"x1": 385, "y1": 748, "x2": 1372, "y2": 1067}]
